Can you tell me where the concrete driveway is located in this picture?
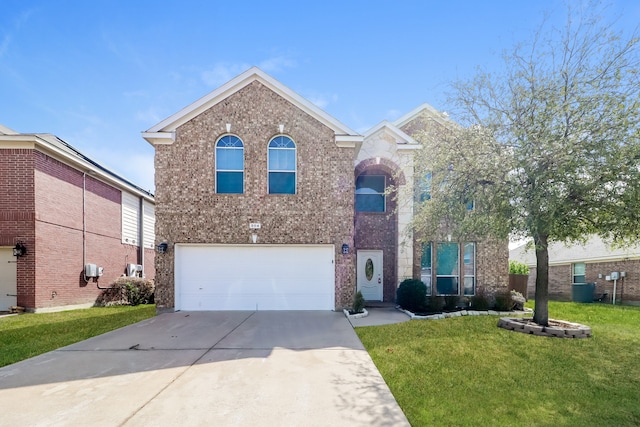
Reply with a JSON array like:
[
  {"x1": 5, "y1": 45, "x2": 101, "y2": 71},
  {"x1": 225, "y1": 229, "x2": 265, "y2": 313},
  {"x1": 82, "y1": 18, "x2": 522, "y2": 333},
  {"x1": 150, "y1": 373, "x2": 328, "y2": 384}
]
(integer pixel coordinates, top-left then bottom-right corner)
[{"x1": 0, "y1": 311, "x2": 409, "y2": 426}]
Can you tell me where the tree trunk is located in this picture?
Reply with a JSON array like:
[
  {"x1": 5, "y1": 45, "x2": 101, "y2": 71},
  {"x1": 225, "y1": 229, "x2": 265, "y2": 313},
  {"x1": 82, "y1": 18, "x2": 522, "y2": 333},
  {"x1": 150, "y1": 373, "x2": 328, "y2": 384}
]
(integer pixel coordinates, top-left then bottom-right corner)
[{"x1": 533, "y1": 234, "x2": 549, "y2": 326}]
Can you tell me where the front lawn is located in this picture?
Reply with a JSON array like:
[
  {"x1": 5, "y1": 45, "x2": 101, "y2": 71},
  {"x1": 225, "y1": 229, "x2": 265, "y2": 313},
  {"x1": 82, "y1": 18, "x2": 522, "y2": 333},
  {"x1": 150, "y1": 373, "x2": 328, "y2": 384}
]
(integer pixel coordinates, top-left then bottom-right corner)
[
  {"x1": 0, "y1": 305, "x2": 156, "y2": 368},
  {"x1": 356, "y1": 302, "x2": 640, "y2": 427}
]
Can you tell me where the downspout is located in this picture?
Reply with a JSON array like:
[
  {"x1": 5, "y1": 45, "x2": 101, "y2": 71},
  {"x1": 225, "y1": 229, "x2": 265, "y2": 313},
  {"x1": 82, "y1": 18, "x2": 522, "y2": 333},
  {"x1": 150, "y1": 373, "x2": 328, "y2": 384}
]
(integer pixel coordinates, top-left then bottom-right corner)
[
  {"x1": 139, "y1": 197, "x2": 145, "y2": 277},
  {"x1": 83, "y1": 172, "x2": 88, "y2": 282}
]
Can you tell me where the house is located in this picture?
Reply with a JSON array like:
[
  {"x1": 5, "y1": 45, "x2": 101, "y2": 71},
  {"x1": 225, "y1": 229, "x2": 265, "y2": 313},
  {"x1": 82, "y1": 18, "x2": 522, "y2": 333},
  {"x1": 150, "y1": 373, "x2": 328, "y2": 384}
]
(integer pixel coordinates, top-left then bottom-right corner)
[
  {"x1": 510, "y1": 237, "x2": 640, "y2": 305},
  {"x1": 143, "y1": 67, "x2": 508, "y2": 312},
  {"x1": 0, "y1": 125, "x2": 155, "y2": 312}
]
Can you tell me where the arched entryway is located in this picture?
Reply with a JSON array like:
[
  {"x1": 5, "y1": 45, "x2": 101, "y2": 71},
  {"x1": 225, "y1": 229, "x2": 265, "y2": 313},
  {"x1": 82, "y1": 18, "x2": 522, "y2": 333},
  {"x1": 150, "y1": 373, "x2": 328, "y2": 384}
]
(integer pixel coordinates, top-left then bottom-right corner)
[{"x1": 354, "y1": 158, "x2": 405, "y2": 302}]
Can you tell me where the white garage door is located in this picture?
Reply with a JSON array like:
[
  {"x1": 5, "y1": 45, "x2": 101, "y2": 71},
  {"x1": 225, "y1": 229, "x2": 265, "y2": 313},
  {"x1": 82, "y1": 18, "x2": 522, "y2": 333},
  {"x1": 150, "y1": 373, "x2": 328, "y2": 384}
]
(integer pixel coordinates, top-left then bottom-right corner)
[{"x1": 175, "y1": 244, "x2": 335, "y2": 310}]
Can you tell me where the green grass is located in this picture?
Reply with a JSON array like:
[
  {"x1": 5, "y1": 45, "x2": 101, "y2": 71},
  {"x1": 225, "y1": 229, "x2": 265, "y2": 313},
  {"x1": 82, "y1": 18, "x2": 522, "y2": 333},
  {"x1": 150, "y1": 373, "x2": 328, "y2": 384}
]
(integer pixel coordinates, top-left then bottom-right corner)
[
  {"x1": 356, "y1": 302, "x2": 640, "y2": 427},
  {"x1": 0, "y1": 305, "x2": 156, "y2": 368}
]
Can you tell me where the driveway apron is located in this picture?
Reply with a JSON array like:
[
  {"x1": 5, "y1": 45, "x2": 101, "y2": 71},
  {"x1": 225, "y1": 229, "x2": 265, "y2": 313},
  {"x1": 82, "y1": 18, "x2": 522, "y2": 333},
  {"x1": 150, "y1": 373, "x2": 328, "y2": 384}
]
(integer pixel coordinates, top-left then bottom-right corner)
[{"x1": 0, "y1": 311, "x2": 409, "y2": 426}]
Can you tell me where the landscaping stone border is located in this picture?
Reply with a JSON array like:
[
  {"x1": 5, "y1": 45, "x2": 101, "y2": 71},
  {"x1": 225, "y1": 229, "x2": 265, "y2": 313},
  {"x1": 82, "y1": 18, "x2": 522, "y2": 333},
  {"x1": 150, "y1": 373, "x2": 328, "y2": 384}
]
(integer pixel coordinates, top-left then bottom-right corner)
[
  {"x1": 498, "y1": 317, "x2": 592, "y2": 338},
  {"x1": 343, "y1": 308, "x2": 369, "y2": 320},
  {"x1": 398, "y1": 307, "x2": 532, "y2": 320}
]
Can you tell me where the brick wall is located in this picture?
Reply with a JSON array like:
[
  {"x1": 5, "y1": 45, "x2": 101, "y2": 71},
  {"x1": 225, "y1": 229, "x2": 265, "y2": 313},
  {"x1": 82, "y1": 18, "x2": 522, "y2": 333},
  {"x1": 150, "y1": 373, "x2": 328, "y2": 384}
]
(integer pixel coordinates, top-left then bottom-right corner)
[
  {"x1": 397, "y1": 113, "x2": 510, "y2": 297},
  {"x1": 354, "y1": 165, "x2": 399, "y2": 302},
  {"x1": 154, "y1": 81, "x2": 356, "y2": 310},
  {"x1": 0, "y1": 148, "x2": 36, "y2": 307},
  {"x1": 25, "y1": 151, "x2": 154, "y2": 310},
  {"x1": 412, "y1": 239, "x2": 509, "y2": 296},
  {"x1": 527, "y1": 259, "x2": 640, "y2": 304}
]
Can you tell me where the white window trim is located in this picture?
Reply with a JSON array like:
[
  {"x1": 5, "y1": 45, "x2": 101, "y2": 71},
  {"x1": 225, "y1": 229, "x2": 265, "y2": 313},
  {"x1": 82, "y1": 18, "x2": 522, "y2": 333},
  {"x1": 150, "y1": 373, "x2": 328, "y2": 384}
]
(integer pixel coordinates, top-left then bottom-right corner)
[
  {"x1": 267, "y1": 135, "x2": 297, "y2": 194},
  {"x1": 215, "y1": 134, "x2": 245, "y2": 194}
]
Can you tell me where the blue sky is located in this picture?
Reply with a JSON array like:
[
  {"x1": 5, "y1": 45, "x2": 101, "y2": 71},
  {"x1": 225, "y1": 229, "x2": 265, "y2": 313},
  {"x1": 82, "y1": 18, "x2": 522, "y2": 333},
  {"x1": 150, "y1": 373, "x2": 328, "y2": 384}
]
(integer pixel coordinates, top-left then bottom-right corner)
[{"x1": 1, "y1": 0, "x2": 638, "y2": 192}]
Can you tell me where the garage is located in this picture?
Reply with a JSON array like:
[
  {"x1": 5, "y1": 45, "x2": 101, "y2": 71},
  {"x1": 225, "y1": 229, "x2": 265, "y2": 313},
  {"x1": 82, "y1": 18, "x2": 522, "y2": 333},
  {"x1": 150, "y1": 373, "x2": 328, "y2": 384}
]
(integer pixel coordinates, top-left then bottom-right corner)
[{"x1": 174, "y1": 244, "x2": 335, "y2": 310}]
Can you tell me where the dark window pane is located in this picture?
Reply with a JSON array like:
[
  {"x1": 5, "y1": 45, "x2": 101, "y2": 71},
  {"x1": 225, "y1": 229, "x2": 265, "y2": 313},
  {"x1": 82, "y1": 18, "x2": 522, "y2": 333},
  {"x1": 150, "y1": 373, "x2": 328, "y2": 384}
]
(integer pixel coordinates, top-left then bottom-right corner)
[
  {"x1": 573, "y1": 275, "x2": 586, "y2": 284},
  {"x1": 269, "y1": 172, "x2": 295, "y2": 194},
  {"x1": 421, "y1": 243, "x2": 432, "y2": 269},
  {"x1": 436, "y1": 277, "x2": 459, "y2": 295},
  {"x1": 419, "y1": 172, "x2": 432, "y2": 201},
  {"x1": 437, "y1": 243, "x2": 459, "y2": 276},
  {"x1": 356, "y1": 175, "x2": 385, "y2": 193},
  {"x1": 216, "y1": 172, "x2": 243, "y2": 194},
  {"x1": 464, "y1": 277, "x2": 475, "y2": 296},
  {"x1": 355, "y1": 194, "x2": 384, "y2": 212}
]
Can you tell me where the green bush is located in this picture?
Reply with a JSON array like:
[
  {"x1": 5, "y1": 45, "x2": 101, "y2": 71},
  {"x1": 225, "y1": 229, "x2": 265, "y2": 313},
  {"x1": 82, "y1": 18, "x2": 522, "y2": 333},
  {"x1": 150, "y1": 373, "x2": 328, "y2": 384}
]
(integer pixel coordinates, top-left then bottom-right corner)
[
  {"x1": 444, "y1": 295, "x2": 459, "y2": 311},
  {"x1": 352, "y1": 291, "x2": 365, "y2": 314},
  {"x1": 396, "y1": 279, "x2": 427, "y2": 312},
  {"x1": 470, "y1": 288, "x2": 490, "y2": 310},
  {"x1": 425, "y1": 296, "x2": 444, "y2": 314},
  {"x1": 96, "y1": 277, "x2": 155, "y2": 306},
  {"x1": 493, "y1": 289, "x2": 514, "y2": 311},
  {"x1": 509, "y1": 260, "x2": 530, "y2": 275}
]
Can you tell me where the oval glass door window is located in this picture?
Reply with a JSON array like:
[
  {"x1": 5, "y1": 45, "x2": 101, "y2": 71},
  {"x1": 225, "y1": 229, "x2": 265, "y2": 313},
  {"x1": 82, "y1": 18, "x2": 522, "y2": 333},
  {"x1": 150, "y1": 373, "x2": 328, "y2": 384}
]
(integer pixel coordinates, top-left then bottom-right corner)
[{"x1": 365, "y1": 258, "x2": 374, "y2": 281}]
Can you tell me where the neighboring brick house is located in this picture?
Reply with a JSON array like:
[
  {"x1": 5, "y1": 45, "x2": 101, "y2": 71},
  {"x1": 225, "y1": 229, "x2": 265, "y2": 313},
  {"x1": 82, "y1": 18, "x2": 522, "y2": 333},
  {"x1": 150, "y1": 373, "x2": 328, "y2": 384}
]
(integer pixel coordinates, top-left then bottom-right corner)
[
  {"x1": 510, "y1": 237, "x2": 640, "y2": 305},
  {"x1": 144, "y1": 67, "x2": 508, "y2": 312},
  {"x1": 0, "y1": 125, "x2": 155, "y2": 312}
]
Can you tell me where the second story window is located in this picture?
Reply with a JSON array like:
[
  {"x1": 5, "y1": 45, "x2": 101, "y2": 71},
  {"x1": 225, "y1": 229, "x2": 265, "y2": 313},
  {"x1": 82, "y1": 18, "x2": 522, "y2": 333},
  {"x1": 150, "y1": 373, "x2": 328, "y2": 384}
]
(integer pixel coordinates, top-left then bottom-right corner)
[
  {"x1": 356, "y1": 175, "x2": 386, "y2": 212},
  {"x1": 268, "y1": 136, "x2": 296, "y2": 194},
  {"x1": 215, "y1": 135, "x2": 244, "y2": 194}
]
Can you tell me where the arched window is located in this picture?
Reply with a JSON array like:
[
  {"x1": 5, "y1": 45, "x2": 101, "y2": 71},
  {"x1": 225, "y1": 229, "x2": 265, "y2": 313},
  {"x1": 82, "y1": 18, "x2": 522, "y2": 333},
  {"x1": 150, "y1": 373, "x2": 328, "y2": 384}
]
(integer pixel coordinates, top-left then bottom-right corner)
[
  {"x1": 268, "y1": 136, "x2": 296, "y2": 194},
  {"x1": 215, "y1": 135, "x2": 244, "y2": 194}
]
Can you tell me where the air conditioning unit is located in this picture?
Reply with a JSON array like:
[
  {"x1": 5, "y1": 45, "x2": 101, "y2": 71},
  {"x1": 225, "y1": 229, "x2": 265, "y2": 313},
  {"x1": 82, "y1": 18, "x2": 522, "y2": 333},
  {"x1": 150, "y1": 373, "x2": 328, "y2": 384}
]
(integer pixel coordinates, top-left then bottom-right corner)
[
  {"x1": 127, "y1": 264, "x2": 144, "y2": 277},
  {"x1": 85, "y1": 264, "x2": 98, "y2": 278},
  {"x1": 127, "y1": 263, "x2": 137, "y2": 277}
]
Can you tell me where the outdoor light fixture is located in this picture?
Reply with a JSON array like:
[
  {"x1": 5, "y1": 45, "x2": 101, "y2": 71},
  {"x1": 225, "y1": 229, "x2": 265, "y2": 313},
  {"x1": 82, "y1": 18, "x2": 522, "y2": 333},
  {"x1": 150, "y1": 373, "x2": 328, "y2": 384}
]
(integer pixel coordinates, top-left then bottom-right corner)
[
  {"x1": 342, "y1": 244, "x2": 349, "y2": 254},
  {"x1": 251, "y1": 233, "x2": 258, "y2": 244},
  {"x1": 13, "y1": 242, "x2": 26, "y2": 257},
  {"x1": 157, "y1": 242, "x2": 168, "y2": 254}
]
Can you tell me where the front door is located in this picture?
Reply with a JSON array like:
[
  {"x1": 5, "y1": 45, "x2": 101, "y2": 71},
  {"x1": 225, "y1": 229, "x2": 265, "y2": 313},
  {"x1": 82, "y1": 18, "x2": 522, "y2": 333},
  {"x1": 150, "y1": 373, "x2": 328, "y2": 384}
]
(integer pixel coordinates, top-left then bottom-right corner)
[
  {"x1": 357, "y1": 250, "x2": 383, "y2": 301},
  {"x1": 0, "y1": 248, "x2": 17, "y2": 312}
]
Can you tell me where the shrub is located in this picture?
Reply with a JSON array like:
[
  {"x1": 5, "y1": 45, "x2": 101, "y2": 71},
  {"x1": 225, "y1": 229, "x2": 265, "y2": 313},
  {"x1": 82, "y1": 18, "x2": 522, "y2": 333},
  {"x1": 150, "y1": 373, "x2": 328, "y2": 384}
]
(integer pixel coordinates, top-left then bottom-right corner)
[
  {"x1": 510, "y1": 290, "x2": 526, "y2": 311},
  {"x1": 396, "y1": 279, "x2": 427, "y2": 312},
  {"x1": 443, "y1": 295, "x2": 459, "y2": 311},
  {"x1": 493, "y1": 289, "x2": 514, "y2": 311},
  {"x1": 425, "y1": 296, "x2": 444, "y2": 314},
  {"x1": 509, "y1": 260, "x2": 530, "y2": 275},
  {"x1": 352, "y1": 291, "x2": 365, "y2": 314},
  {"x1": 470, "y1": 288, "x2": 490, "y2": 310},
  {"x1": 96, "y1": 277, "x2": 155, "y2": 307}
]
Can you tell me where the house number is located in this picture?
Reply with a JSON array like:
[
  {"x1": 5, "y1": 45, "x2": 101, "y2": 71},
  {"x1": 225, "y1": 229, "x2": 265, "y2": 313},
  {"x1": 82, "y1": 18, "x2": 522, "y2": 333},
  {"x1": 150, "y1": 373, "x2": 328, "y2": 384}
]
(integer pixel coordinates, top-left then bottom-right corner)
[{"x1": 249, "y1": 223, "x2": 261, "y2": 229}]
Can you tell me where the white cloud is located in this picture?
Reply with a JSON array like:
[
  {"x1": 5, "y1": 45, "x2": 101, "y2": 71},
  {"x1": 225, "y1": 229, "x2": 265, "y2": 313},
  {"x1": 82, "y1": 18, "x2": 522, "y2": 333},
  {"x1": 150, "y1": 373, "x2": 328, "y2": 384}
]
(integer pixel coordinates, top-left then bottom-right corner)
[
  {"x1": 201, "y1": 62, "x2": 251, "y2": 87},
  {"x1": 306, "y1": 92, "x2": 338, "y2": 109},
  {"x1": 385, "y1": 109, "x2": 402, "y2": 121},
  {"x1": 135, "y1": 106, "x2": 162, "y2": 124},
  {"x1": 259, "y1": 56, "x2": 297, "y2": 72},
  {"x1": 201, "y1": 55, "x2": 297, "y2": 87}
]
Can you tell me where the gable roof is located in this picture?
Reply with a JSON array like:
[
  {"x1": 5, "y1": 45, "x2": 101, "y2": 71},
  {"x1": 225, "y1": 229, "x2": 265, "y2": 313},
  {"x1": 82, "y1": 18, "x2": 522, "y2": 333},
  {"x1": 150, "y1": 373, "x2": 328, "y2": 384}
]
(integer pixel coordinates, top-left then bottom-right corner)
[
  {"x1": 0, "y1": 130, "x2": 154, "y2": 201},
  {"x1": 143, "y1": 67, "x2": 362, "y2": 147},
  {"x1": 363, "y1": 120, "x2": 422, "y2": 151},
  {"x1": 393, "y1": 102, "x2": 456, "y2": 130},
  {"x1": 510, "y1": 236, "x2": 640, "y2": 266}
]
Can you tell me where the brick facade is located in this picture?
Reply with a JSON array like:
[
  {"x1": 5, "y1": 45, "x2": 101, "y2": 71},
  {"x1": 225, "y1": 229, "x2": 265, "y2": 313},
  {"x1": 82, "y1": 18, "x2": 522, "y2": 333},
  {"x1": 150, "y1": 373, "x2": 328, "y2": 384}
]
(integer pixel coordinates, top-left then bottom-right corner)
[
  {"x1": 153, "y1": 81, "x2": 356, "y2": 310},
  {"x1": 526, "y1": 259, "x2": 640, "y2": 305},
  {"x1": 0, "y1": 144, "x2": 155, "y2": 312},
  {"x1": 398, "y1": 113, "x2": 510, "y2": 298}
]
